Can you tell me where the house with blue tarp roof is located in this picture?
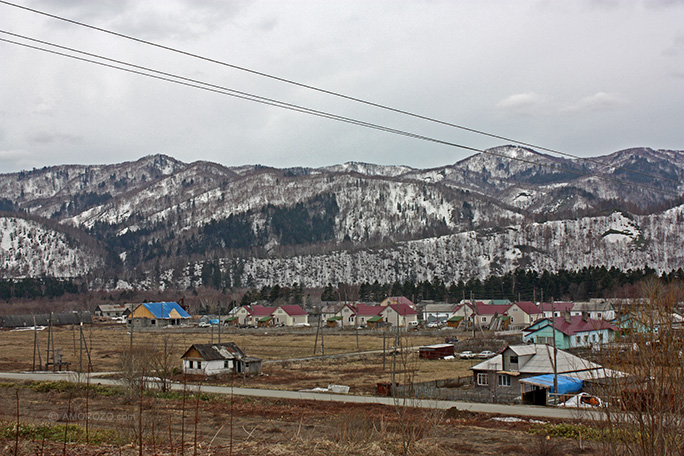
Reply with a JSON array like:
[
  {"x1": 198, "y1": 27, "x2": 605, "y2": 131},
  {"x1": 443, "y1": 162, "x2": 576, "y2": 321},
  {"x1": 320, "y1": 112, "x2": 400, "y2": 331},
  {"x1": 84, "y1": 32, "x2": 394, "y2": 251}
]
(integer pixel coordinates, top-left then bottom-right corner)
[
  {"x1": 470, "y1": 344, "x2": 620, "y2": 404},
  {"x1": 520, "y1": 374, "x2": 583, "y2": 395},
  {"x1": 128, "y1": 302, "x2": 191, "y2": 328}
]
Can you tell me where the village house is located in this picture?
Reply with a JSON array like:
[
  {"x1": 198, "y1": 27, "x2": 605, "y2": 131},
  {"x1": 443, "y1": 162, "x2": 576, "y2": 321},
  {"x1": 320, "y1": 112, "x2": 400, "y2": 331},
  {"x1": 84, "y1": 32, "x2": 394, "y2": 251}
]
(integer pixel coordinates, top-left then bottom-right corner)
[
  {"x1": 272, "y1": 305, "x2": 309, "y2": 326},
  {"x1": 235, "y1": 304, "x2": 276, "y2": 327},
  {"x1": 540, "y1": 301, "x2": 575, "y2": 318},
  {"x1": 354, "y1": 303, "x2": 384, "y2": 327},
  {"x1": 472, "y1": 302, "x2": 512, "y2": 329},
  {"x1": 422, "y1": 303, "x2": 459, "y2": 325},
  {"x1": 522, "y1": 314, "x2": 618, "y2": 349},
  {"x1": 450, "y1": 302, "x2": 476, "y2": 321},
  {"x1": 320, "y1": 303, "x2": 345, "y2": 324},
  {"x1": 328, "y1": 303, "x2": 358, "y2": 328},
  {"x1": 380, "y1": 303, "x2": 418, "y2": 327},
  {"x1": 128, "y1": 302, "x2": 191, "y2": 328},
  {"x1": 470, "y1": 344, "x2": 616, "y2": 404},
  {"x1": 181, "y1": 342, "x2": 262, "y2": 376},
  {"x1": 380, "y1": 296, "x2": 416, "y2": 308},
  {"x1": 324, "y1": 303, "x2": 385, "y2": 328},
  {"x1": 94, "y1": 303, "x2": 135, "y2": 318},
  {"x1": 506, "y1": 301, "x2": 543, "y2": 327},
  {"x1": 570, "y1": 300, "x2": 616, "y2": 321}
]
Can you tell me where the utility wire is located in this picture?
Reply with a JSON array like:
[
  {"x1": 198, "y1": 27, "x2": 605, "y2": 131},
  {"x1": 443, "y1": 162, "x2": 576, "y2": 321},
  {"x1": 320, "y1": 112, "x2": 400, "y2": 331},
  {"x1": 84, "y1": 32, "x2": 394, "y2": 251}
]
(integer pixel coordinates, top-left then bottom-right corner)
[
  {"x1": 0, "y1": 0, "x2": 679, "y2": 187},
  {"x1": 1, "y1": 31, "x2": 680, "y2": 199}
]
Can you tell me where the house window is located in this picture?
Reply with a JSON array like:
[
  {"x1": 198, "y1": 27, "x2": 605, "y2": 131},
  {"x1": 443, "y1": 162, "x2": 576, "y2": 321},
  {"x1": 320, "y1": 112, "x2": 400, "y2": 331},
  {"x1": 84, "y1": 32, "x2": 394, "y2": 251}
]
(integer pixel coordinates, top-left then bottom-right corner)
[
  {"x1": 188, "y1": 361, "x2": 193, "y2": 369},
  {"x1": 224, "y1": 360, "x2": 229, "y2": 368},
  {"x1": 151, "y1": 320, "x2": 156, "y2": 325},
  {"x1": 509, "y1": 356, "x2": 518, "y2": 365},
  {"x1": 476, "y1": 373, "x2": 488, "y2": 386},
  {"x1": 498, "y1": 375, "x2": 511, "y2": 387},
  {"x1": 197, "y1": 361, "x2": 202, "y2": 369},
  {"x1": 482, "y1": 317, "x2": 487, "y2": 322}
]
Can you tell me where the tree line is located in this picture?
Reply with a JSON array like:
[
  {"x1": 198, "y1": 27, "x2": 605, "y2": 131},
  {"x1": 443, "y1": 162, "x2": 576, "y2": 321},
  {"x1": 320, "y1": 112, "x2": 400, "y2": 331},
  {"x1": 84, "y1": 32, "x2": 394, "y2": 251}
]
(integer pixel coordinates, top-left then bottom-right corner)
[{"x1": 321, "y1": 266, "x2": 683, "y2": 303}]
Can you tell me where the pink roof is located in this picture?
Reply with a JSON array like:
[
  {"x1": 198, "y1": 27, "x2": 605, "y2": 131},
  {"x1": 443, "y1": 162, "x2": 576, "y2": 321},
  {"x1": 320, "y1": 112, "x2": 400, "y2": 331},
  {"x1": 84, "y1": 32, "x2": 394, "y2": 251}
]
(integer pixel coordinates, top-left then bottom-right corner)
[
  {"x1": 354, "y1": 303, "x2": 384, "y2": 316},
  {"x1": 513, "y1": 301, "x2": 541, "y2": 315},
  {"x1": 385, "y1": 303, "x2": 418, "y2": 316},
  {"x1": 540, "y1": 302, "x2": 574, "y2": 312},
  {"x1": 278, "y1": 305, "x2": 308, "y2": 316},
  {"x1": 552, "y1": 315, "x2": 617, "y2": 336},
  {"x1": 474, "y1": 302, "x2": 511, "y2": 315},
  {"x1": 249, "y1": 305, "x2": 276, "y2": 317}
]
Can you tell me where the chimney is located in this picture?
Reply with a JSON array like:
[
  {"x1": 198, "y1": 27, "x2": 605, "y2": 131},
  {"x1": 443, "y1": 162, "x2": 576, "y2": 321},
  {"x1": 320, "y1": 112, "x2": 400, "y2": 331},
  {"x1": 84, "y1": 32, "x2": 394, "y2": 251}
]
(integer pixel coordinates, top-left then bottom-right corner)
[
  {"x1": 582, "y1": 311, "x2": 589, "y2": 322},
  {"x1": 563, "y1": 311, "x2": 571, "y2": 324}
]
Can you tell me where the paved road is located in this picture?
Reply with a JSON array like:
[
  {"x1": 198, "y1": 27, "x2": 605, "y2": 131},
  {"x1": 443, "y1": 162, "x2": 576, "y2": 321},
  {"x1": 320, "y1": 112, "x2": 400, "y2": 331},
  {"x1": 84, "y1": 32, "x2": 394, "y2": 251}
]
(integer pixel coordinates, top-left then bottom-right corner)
[{"x1": 0, "y1": 371, "x2": 601, "y2": 421}]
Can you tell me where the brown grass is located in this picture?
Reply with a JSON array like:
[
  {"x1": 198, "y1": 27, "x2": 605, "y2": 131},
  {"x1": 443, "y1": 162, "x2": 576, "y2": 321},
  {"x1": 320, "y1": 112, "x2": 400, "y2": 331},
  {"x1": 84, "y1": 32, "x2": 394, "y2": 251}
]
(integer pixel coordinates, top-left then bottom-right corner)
[{"x1": 0, "y1": 324, "x2": 475, "y2": 393}]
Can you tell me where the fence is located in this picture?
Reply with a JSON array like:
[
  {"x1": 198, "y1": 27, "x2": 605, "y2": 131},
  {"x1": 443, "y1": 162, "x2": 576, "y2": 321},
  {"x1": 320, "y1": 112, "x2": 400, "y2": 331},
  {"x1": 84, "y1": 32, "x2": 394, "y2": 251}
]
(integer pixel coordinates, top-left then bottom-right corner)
[
  {"x1": 393, "y1": 375, "x2": 518, "y2": 404},
  {"x1": 0, "y1": 311, "x2": 92, "y2": 328}
]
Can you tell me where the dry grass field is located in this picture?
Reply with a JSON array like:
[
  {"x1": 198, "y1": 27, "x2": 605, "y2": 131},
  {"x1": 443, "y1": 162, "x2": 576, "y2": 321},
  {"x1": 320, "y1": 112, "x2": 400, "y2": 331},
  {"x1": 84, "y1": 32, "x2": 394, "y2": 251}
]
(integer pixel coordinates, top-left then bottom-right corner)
[
  {"x1": 0, "y1": 324, "x2": 604, "y2": 455},
  {"x1": 0, "y1": 324, "x2": 481, "y2": 393}
]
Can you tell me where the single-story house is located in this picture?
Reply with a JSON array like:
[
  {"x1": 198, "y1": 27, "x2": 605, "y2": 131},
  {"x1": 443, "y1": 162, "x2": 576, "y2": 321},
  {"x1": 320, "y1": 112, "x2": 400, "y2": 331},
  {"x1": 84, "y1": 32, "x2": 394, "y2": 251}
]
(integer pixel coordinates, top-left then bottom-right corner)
[
  {"x1": 423, "y1": 303, "x2": 459, "y2": 324},
  {"x1": 272, "y1": 305, "x2": 308, "y2": 326},
  {"x1": 472, "y1": 302, "x2": 512, "y2": 328},
  {"x1": 181, "y1": 342, "x2": 261, "y2": 376},
  {"x1": 380, "y1": 303, "x2": 418, "y2": 327},
  {"x1": 235, "y1": 304, "x2": 276, "y2": 327},
  {"x1": 94, "y1": 304, "x2": 135, "y2": 318},
  {"x1": 128, "y1": 302, "x2": 191, "y2": 328},
  {"x1": 570, "y1": 300, "x2": 616, "y2": 321},
  {"x1": 540, "y1": 302, "x2": 575, "y2": 319},
  {"x1": 470, "y1": 344, "x2": 618, "y2": 403},
  {"x1": 522, "y1": 314, "x2": 618, "y2": 349}
]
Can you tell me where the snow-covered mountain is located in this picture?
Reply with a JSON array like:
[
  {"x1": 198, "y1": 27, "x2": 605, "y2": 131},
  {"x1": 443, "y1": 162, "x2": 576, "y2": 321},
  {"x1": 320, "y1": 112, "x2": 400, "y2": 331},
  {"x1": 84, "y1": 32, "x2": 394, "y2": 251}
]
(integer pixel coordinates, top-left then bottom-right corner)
[{"x1": 0, "y1": 146, "x2": 681, "y2": 287}]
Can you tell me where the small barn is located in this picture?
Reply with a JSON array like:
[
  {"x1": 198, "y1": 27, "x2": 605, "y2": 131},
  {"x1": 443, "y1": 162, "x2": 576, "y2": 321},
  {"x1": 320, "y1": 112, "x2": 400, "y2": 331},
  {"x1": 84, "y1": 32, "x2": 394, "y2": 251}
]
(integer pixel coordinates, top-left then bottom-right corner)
[{"x1": 181, "y1": 342, "x2": 262, "y2": 376}]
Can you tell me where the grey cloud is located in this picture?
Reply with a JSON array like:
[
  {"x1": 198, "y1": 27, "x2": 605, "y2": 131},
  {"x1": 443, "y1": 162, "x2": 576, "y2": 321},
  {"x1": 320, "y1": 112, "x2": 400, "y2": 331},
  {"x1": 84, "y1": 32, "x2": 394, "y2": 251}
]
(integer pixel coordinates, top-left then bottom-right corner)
[{"x1": 28, "y1": 131, "x2": 82, "y2": 145}]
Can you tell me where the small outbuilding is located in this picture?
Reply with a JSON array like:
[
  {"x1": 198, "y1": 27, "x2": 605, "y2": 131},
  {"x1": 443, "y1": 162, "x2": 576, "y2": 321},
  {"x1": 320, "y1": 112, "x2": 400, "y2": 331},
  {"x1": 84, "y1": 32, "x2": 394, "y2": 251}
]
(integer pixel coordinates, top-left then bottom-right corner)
[
  {"x1": 419, "y1": 344, "x2": 455, "y2": 360},
  {"x1": 181, "y1": 342, "x2": 262, "y2": 376}
]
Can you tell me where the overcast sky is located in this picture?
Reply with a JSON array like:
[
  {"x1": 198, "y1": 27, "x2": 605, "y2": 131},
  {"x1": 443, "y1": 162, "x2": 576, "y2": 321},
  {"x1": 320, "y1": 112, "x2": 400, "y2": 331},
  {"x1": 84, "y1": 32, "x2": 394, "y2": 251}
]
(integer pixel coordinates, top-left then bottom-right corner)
[{"x1": 0, "y1": 0, "x2": 682, "y2": 174}]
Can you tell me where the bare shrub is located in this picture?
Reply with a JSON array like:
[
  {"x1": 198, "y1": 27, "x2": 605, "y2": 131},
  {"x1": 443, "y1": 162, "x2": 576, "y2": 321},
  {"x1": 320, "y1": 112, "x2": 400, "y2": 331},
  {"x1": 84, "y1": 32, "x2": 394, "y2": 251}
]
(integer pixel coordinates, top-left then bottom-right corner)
[{"x1": 594, "y1": 279, "x2": 684, "y2": 456}]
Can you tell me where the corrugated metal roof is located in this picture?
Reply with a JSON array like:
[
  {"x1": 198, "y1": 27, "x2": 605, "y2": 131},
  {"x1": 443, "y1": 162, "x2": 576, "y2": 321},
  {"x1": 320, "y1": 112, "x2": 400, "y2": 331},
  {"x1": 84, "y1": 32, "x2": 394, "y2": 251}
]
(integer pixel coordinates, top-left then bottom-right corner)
[
  {"x1": 140, "y1": 302, "x2": 191, "y2": 319},
  {"x1": 182, "y1": 342, "x2": 248, "y2": 361},
  {"x1": 471, "y1": 344, "x2": 605, "y2": 376}
]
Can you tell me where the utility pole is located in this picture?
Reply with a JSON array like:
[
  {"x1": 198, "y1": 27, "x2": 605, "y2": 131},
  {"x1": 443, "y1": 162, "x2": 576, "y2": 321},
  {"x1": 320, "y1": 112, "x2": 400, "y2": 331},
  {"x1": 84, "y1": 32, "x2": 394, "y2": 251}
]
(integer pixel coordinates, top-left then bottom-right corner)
[
  {"x1": 551, "y1": 298, "x2": 558, "y2": 404},
  {"x1": 218, "y1": 305, "x2": 222, "y2": 344}
]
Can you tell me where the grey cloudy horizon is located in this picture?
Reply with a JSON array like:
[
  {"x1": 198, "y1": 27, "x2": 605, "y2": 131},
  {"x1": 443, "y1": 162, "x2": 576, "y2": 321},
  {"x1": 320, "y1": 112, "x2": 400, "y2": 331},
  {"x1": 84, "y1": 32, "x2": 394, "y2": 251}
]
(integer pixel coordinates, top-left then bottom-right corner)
[{"x1": 0, "y1": 0, "x2": 682, "y2": 174}]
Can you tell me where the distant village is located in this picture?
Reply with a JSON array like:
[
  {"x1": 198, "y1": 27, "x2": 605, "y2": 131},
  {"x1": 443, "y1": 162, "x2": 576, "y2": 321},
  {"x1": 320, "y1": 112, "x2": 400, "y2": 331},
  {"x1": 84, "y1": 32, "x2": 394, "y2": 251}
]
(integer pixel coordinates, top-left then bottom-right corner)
[{"x1": 3, "y1": 294, "x2": 682, "y2": 409}]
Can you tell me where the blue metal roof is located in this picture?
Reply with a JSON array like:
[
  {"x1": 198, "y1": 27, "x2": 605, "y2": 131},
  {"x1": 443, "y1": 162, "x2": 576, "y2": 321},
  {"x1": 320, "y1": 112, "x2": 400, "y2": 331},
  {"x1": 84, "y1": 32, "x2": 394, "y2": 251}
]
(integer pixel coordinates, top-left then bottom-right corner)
[
  {"x1": 520, "y1": 374, "x2": 583, "y2": 395},
  {"x1": 142, "y1": 302, "x2": 191, "y2": 319}
]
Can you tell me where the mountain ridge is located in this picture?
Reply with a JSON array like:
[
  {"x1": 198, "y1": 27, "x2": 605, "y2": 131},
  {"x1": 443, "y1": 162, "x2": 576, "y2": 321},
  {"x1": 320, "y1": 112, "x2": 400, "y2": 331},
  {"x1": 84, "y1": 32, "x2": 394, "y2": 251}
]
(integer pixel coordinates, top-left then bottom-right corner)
[{"x1": 0, "y1": 146, "x2": 682, "y2": 288}]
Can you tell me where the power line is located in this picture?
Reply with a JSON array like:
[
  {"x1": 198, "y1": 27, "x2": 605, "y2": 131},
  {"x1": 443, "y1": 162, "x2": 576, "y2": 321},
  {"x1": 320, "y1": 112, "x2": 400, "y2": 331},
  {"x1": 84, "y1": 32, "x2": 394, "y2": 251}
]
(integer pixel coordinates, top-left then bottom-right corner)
[
  {"x1": 1, "y1": 31, "x2": 680, "y2": 199},
  {"x1": 0, "y1": 0, "x2": 679, "y2": 187}
]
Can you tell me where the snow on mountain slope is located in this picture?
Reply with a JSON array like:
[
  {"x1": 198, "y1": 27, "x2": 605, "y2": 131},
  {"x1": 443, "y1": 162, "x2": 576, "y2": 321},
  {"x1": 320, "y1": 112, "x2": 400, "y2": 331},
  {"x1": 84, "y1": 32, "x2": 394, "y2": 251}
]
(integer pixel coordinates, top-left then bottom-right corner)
[
  {"x1": 0, "y1": 217, "x2": 104, "y2": 278},
  {"x1": 191, "y1": 207, "x2": 682, "y2": 288}
]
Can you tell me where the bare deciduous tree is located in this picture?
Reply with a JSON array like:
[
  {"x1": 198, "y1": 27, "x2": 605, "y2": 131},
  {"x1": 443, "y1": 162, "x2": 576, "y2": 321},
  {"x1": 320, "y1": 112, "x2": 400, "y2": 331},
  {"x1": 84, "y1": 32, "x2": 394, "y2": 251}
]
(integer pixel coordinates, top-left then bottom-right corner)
[{"x1": 595, "y1": 280, "x2": 684, "y2": 456}]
